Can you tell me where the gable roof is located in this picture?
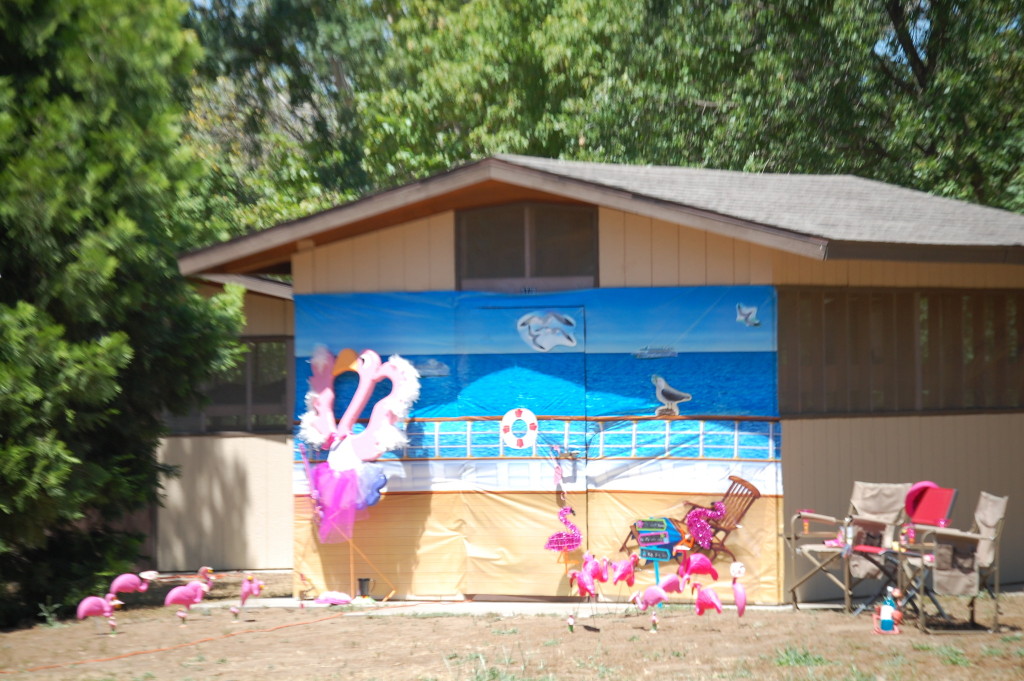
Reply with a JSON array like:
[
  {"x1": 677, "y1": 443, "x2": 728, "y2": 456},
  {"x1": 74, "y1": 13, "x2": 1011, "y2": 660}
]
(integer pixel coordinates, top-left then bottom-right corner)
[{"x1": 179, "y1": 155, "x2": 1024, "y2": 276}]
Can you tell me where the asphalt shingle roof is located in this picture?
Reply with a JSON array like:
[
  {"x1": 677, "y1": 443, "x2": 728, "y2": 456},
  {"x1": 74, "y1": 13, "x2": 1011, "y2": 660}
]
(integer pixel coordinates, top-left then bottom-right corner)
[{"x1": 496, "y1": 155, "x2": 1024, "y2": 248}]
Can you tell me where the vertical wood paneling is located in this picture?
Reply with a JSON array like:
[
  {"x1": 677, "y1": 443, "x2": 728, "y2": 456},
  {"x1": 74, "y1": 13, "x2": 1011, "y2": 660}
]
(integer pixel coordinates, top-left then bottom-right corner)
[
  {"x1": 624, "y1": 213, "x2": 653, "y2": 286},
  {"x1": 598, "y1": 207, "x2": 626, "y2": 287},
  {"x1": 241, "y1": 294, "x2": 293, "y2": 336},
  {"x1": 403, "y1": 218, "x2": 432, "y2": 291},
  {"x1": 292, "y1": 249, "x2": 314, "y2": 294},
  {"x1": 677, "y1": 225, "x2": 707, "y2": 285},
  {"x1": 650, "y1": 219, "x2": 679, "y2": 286},
  {"x1": 705, "y1": 232, "x2": 734, "y2": 284},
  {"x1": 733, "y1": 239, "x2": 751, "y2": 284},
  {"x1": 748, "y1": 243, "x2": 774, "y2": 284},
  {"x1": 350, "y1": 233, "x2": 380, "y2": 291},
  {"x1": 428, "y1": 212, "x2": 455, "y2": 290},
  {"x1": 377, "y1": 225, "x2": 406, "y2": 291}
]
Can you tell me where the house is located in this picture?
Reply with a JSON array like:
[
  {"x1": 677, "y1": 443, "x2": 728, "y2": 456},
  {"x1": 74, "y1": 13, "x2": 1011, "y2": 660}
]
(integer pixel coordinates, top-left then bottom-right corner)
[{"x1": 168, "y1": 155, "x2": 1024, "y2": 604}]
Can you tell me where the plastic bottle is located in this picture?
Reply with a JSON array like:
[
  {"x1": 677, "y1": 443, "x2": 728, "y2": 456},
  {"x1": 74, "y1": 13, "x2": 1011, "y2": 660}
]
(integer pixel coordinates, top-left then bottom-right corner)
[{"x1": 879, "y1": 586, "x2": 896, "y2": 632}]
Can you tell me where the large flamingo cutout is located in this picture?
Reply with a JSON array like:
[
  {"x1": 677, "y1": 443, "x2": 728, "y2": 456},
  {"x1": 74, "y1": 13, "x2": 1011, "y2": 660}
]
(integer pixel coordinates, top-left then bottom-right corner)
[
  {"x1": 297, "y1": 347, "x2": 421, "y2": 542},
  {"x1": 328, "y1": 350, "x2": 421, "y2": 466}
]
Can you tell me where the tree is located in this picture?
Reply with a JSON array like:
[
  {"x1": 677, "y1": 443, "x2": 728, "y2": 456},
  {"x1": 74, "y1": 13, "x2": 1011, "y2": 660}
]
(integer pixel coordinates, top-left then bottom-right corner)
[
  {"x1": 357, "y1": 0, "x2": 1024, "y2": 211},
  {"x1": 0, "y1": 0, "x2": 244, "y2": 625}
]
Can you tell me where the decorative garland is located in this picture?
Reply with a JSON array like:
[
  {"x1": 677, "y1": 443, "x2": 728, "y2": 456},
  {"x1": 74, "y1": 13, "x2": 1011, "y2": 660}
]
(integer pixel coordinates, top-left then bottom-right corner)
[{"x1": 685, "y1": 501, "x2": 726, "y2": 549}]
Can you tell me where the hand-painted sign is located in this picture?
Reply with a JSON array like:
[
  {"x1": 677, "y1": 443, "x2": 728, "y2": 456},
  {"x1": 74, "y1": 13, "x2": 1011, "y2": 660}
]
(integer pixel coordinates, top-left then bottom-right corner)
[
  {"x1": 636, "y1": 518, "x2": 667, "y2": 532},
  {"x1": 637, "y1": 531, "x2": 670, "y2": 546},
  {"x1": 639, "y1": 547, "x2": 672, "y2": 561}
]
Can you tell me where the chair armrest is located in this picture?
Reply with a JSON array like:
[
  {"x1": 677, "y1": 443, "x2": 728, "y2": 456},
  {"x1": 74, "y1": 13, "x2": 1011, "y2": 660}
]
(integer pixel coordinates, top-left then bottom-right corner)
[{"x1": 789, "y1": 510, "x2": 843, "y2": 541}]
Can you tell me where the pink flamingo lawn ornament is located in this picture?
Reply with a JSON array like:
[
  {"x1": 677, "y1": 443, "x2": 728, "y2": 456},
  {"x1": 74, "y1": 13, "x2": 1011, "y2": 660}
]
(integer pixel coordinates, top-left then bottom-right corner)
[
  {"x1": 543, "y1": 507, "x2": 581, "y2": 552},
  {"x1": 230, "y1": 574, "x2": 265, "y2": 621},
  {"x1": 108, "y1": 570, "x2": 160, "y2": 603},
  {"x1": 631, "y1": 584, "x2": 669, "y2": 612},
  {"x1": 691, "y1": 582, "x2": 723, "y2": 616},
  {"x1": 610, "y1": 553, "x2": 640, "y2": 587},
  {"x1": 581, "y1": 552, "x2": 609, "y2": 583},
  {"x1": 731, "y1": 562, "x2": 747, "y2": 617},
  {"x1": 77, "y1": 593, "x2": 123, "y2": 634},
  {"x1": 677, "y1": 551, "x2": 718, "y2": 585},
  {"x1": 164, "y1": 581, "x2": 209, "y2": 625},
  {"x1": 568, "y1": 569, "x2": 598, "y2": 599}
]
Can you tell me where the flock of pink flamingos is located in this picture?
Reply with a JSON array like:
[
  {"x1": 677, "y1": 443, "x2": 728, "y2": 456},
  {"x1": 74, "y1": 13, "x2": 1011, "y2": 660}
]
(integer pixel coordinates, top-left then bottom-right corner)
[{"x1": 75, "y1": 567, "x2": 265, "y2": 633}]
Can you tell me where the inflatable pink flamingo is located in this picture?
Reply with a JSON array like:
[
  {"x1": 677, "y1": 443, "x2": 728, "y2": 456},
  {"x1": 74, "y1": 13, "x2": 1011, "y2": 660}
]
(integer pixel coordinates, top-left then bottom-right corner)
[
  {"x1": 631, "y1": 584, "x2": 669, "y2": 611},
  {"x1": 328, "y1": 350, "x2": 421, "y2": 466},
  {"x1": 108, "y1": 570, "x2": 159, "y2": 601},
  {"x1": 77, "y1": 593, "x2": 123, "y2": 633},
  {"x1": 297, "y1": 346, "x2": 358, "y2": 449},
  {"x1": 544, "y1": 507, "x2": 581, "y2": 552},
  {"x1": 731, "y1": 562, "x2": 747, "y2": 617},
  {"x1": 610, "y1": 553, "x2": 640, "y2": 587}
]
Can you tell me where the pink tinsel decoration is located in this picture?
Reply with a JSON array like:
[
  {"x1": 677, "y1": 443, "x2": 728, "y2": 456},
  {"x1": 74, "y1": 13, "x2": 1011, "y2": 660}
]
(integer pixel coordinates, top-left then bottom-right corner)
[
  {"x1": 544, "y1": 507, "x2": 582, "y2": 551},
  {"x1": 685, "y1": 501, "x2": 726, "y2": 549}
]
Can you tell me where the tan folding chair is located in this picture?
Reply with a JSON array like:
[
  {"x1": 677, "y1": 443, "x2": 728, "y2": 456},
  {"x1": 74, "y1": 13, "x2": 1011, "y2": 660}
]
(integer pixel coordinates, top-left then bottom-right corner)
[
  {"x1": 788, "y1": 481, "x2": 912, "y2": 612},
  {"x1": 907, "y1": 491, "x2": 1008, "y2": 633}
]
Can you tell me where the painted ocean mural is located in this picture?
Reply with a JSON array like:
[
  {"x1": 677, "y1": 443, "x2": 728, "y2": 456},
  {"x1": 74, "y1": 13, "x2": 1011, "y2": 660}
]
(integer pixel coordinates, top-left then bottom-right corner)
[
  {"x1": 292, "y1": 286, "x2": 781, "y2": 496},
  {"x1": 294, "y1": 286, "x2": 778, "y2": 420}
]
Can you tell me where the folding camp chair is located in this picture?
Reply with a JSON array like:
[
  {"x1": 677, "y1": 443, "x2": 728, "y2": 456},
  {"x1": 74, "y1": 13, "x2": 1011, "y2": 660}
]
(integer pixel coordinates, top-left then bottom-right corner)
[
  {"x1": 677, "y1": 475, "x2": 761, "y2": 563},
  {"x1": 853, "y1": 482, "x2": 958, "y2": 616},
  {"x1": 904, "y1": 491, "x2": 1008, "y2": 633},
  {"x1": 788, "y1": 481, "x2": 912, "y2": 612}
]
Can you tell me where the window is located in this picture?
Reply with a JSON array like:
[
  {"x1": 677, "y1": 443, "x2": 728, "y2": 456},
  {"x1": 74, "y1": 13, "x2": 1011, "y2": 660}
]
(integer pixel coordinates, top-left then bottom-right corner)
[
  {"x1": 457, "y1": 203, "x2": 597, "y2": 292},
  {"x1": 778, "y1": 288, "x2": 1024, "y2": 415},
  {"x1": 164, "y1": 337, "x2": 294, "y2": 434}
]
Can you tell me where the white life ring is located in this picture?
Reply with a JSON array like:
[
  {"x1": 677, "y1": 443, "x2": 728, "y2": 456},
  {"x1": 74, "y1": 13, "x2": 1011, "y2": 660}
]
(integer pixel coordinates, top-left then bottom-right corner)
[{"x1": 500, "y1": 407, "x2": 539, "y2": 449}]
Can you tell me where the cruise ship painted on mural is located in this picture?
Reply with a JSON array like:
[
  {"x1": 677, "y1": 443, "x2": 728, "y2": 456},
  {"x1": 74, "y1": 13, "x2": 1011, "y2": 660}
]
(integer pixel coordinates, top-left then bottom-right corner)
[{"x1": 632, "y1": 345, "x2": 678, "y2": 359}]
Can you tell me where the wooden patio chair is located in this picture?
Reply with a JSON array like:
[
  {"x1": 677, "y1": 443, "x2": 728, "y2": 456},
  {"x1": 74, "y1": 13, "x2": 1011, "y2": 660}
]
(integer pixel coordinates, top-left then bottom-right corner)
[{"x1": 676, "y1": 475, "x2": 762, "y2": 563}]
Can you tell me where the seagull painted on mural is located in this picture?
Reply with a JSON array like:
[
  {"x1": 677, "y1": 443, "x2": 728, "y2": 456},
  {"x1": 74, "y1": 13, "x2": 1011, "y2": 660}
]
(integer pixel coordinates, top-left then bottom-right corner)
[
  {"x1": 736, "y1": 303, "x2": 761, "y2": 327},
  {"x1": 651, "y1": 375, "x2": 692, "y2": 416}
]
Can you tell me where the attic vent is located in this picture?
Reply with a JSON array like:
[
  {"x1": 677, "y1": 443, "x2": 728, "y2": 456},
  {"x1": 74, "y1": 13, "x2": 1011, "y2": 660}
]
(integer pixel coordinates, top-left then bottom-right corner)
[{"x1": 456, "y1": 202, "x2": 597, "y2": 293}]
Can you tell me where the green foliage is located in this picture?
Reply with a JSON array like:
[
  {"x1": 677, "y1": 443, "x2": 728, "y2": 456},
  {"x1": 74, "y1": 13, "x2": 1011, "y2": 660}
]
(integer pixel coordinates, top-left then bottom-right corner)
[
  {"x1": 0, "y1": 0, "x2": 243, "y2": 626},
  {"x1": 356, "y1": 0, "x2": 1024, "y2": 211}
]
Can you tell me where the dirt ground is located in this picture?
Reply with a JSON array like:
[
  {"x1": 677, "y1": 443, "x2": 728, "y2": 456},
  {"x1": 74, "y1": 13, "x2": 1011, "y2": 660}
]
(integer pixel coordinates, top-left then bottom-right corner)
[{"x1": 1, "y1": 591, "x2": 1022, "y2": 681}]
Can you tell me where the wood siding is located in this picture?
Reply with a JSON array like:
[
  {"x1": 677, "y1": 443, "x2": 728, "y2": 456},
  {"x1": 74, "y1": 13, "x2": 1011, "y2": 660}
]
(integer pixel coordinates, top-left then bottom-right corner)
[
  {"x1": 782, "y1": 413, "x2": 1024, "y2": 601},
  {"x1": 598, "y1": 208, "x2": 1024, "y2": 289},
  {"x1": 156, "y1": 435, "x2": 294, "y2": 571},
  {"x1": 292, "y1": 212, "x2": 455, "y2": 294}
]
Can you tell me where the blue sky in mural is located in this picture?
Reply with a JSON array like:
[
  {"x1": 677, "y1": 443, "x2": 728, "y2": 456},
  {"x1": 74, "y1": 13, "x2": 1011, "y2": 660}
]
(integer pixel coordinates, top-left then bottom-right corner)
[
  {"x1": 295, "y1": 286, "x2": 775, "y2": 356},
  {"x1": 295, "y1": 286, "x2": 778, "y2": 419}
]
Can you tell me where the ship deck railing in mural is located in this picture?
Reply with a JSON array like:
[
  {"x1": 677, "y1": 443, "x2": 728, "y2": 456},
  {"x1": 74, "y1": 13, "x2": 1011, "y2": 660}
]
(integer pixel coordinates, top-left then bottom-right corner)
[{"x1": 389, "y1": 415, "x2": 780, "y2": 462}]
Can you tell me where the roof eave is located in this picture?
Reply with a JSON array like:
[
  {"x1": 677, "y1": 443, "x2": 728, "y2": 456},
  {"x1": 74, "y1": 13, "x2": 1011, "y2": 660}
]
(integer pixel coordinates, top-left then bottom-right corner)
[{"x1": 179, "y1": 157, "x2": 835, "y2": 276}]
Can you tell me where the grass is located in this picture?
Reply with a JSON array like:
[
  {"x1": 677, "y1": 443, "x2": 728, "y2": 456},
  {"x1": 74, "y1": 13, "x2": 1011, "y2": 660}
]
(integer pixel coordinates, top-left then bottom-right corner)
[
  {"x1": 774, "y1": 646, "x2": 828, "y2": 667},
  {"x1": 936, "y1": 645, "x2": 971, "y2": 666}
]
